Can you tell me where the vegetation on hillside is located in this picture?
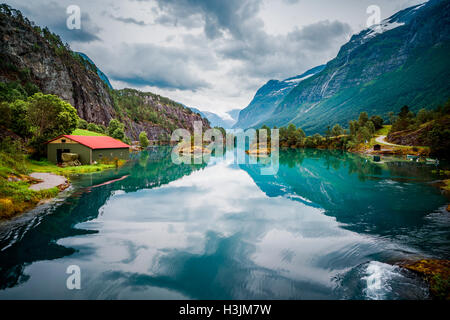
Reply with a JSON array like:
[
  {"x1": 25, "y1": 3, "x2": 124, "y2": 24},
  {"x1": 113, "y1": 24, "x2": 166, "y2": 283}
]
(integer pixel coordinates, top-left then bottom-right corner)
[
  {"x1": 110, "y1": 88, "x2": 206, "y2": 133},
  {"x1": 387, "y1": 101, "x2": 450, "y2": 156},
  {"x1": 261, "y1": 111, "x2": 384, "y2": 151},
  {"x1": 258, "y1": 99, "x2": 449, "y2": 158}
]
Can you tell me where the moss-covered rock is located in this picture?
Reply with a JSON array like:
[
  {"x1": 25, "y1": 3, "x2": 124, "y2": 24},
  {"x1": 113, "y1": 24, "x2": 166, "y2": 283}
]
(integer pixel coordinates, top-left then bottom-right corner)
[{"x1": 403, "y1": 259, "x2": 450, "y2": 300}]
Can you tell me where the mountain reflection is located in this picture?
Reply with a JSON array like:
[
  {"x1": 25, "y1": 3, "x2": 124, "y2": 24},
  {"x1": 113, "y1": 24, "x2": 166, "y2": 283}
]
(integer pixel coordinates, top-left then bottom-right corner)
[
  {"x1": 0, "y1": 147, "x2": 206, "y2": 290},
  {"x1": 240, "y1": 149, "x2": 447, "y2": 254}
]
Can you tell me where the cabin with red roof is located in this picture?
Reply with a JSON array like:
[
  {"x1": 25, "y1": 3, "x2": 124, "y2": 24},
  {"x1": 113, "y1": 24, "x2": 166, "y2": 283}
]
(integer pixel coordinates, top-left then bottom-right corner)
[{"x1": 46, "y1": 135, "x2": 130, "y2": 165}]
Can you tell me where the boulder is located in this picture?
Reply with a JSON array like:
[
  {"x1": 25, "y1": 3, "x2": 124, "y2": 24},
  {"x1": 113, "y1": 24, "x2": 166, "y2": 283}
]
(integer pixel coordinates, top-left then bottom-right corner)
[{"x1": 62, "y1": 153, "x2": 79, "y2": 162}]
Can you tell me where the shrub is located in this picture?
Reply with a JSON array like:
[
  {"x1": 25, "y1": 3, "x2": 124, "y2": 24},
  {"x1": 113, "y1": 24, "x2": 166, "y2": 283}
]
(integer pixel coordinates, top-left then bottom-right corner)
[
  {"x1": 139, "y1": 131, "x2": 149, "y2": 148},
  {"x1": 77, "y1": 118, "x2": 88, "y2": 129}
]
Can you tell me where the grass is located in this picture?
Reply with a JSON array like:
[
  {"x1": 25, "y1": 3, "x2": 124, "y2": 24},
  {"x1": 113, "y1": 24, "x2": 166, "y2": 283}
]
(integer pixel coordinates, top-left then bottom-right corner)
[
  {"x1": 375, "y1": 125, "x2": 392, "y2": 136},
  {"x1": 26, "y1": 158, "x2": 120, "y2": 177},
  {"x1": 358, "y1": 125, "x2": 431, "y2": 156},
  {"x1": 71, "y1": 129, "x2": 105, "y2": 136},
  {"x1": 0, "y1": 151, "x2": 60, "y2": 219},
  {"x1": 0, "y1": 179, "x2": 59, "y2": 219},
  {"x1": 0, "y1": 146, "x2": 125, "y2": 219}
]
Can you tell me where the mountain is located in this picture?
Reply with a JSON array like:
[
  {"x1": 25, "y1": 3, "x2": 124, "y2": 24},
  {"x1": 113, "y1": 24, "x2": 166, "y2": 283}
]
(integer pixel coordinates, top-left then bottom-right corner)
[
  {"x1": 242, "y1": 0, "x2": 450, "y2": 134},
  {"x1": 188, "y1": 107, "x2": 241, "y2": 128},
  {"x1": 75, "y1": 52, "x2": 113, "y2": 89},
  {"x1": 234, "y1": 65, "x2": 325, "y2": 129},
  {"x1": 0, "y1": 4, "x2": 209, "y2": 141}
]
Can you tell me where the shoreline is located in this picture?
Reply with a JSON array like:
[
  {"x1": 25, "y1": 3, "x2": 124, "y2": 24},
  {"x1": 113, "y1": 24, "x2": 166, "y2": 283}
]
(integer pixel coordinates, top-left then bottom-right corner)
[{"x1": 1, "y1": 160, "x2": 127, "y2": 221}]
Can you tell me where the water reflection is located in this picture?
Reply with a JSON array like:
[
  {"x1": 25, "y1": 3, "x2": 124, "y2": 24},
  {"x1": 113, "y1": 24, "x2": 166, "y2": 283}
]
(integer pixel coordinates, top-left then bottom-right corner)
[
  {"x1": 241, "y1": 149, "x2": 448, "y2": 256},
  {"x1": 0, "y1": 147, "x2": 447, "y2": 299}
]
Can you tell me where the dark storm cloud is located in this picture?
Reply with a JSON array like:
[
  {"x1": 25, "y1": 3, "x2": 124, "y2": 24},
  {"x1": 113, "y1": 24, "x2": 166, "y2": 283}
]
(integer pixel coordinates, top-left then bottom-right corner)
[
  {"x1": 6, "y1": 1, "x2": 101, "y2": 43},
  {"x1": 154, "y1": 0, "x2": 263, "y2": 39},
  {"x1": 287, "y1": 20, "x2": 353, "y2": 50},
  {"x1": 99, "y1": 43, "x2": 211, "y2": 91},
  {"x1": 149, "y1": 0, "x2": 351, "y2": 79},
  {"x1": 218, "y1": 20, "x2": 352, "y2": 79}
]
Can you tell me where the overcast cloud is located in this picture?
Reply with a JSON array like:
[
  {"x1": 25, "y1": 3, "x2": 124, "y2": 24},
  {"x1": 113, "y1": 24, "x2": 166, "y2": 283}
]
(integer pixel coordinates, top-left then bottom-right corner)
[{"x1": 5, "y1": 0, "x2": 425, "y2": 116}]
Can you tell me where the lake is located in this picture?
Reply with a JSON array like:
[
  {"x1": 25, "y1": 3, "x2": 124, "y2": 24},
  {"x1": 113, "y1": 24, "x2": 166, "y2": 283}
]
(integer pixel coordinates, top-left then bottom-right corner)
[{"x1": 0, "y1": 147, "x2": 448, "y2": 299}]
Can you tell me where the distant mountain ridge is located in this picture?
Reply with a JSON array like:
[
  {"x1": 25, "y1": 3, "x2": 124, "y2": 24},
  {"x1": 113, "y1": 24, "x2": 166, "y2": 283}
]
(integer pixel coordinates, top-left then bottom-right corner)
[
  {"x1": 189, "y1": 107, "x2": 241, "y2": 128},
  {"x1": 237, "y1": 0, "x2": 450, "y2": 134},
  {"x1": 234, "y1": 65, "x2": 325, "y2": 129}
]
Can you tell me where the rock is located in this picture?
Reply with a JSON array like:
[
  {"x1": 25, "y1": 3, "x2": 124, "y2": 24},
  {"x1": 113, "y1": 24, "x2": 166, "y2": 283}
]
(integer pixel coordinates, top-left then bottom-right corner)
[
  {"x1": 402, "y1": 259, "x2": 450, "y2": 300},
  {"x1": 0, "y1": 9, "x2": 210, "y2": 142},
  {"x1": 61, "y1": 153, "x2": 79, "y2": 162}
]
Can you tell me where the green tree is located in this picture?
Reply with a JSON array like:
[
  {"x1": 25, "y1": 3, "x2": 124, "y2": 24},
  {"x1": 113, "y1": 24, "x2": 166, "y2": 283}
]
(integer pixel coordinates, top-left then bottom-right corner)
[
  {"x1": 358, "y1": 112, "x2": 369, "y2": 127},
  {"x1": 349, "y1": 120, "x2": 358, "y2": 137},
  {"x1": 9, "y1": 99, "x2": 31, "y2": 137},
  {"x1": 107, "y1": 119, "x2": 124, "y2": 136},
  {"x1": 111, "y1": 127, "x2": 125, "y2": 140},
  {"x1": 370, "y1": 115, "x2": 384, "y2": 130},
  {"x1": 0, "y1": 81, "x2": 26, "y2": 102},
  {"x1": 97, "y1": 124, "x2": 107, "y2": 134},
  {"x1": 279, "y1": 126, "x2": 288, "y2": 146},
  {"x1": 77, "y1": 118, "x2": 88, "y2": 129},
  {"x1": 392, "y1": 105, "x2": 414, "y2": 132},
  {"x1": 331, "y1": 124, "x2": 343, "y2": 137},
  {"x1": 286, "y1": 123, "x2": 298, "y2": 147},
  {"x1": 356, "y1": 126, "x2": 371, "y2": 143},
  {"x1": 366, "y1": 120, "x2": 376, "y2": 135},
  {"x1": 26, "y1": 93, "x2": 78, "y2": 156},
  {"x1": 87, "y1": 123, "x2": 99, "y2": 132},
  {"x1": 416, "y1": 109, "x2": 433, "y2": 124},
  {"x1": 312, "y1": 133, "x2": 323, "y2": 146},
  {"x1": 325, "y1": 126, "x2": 331, "y2": 141},
  {"x1": 139, "y1": 131, "x2": 149, "y2": 148}
]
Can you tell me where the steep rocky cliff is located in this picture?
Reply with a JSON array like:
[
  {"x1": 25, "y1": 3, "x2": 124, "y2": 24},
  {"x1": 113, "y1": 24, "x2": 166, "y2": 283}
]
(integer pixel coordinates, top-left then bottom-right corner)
[
  {"x1": 244, "y1": 0, "x2": 450, "y2": 133},
  {"x1": 0, "y1": 5, "x2": 209, "y2": 140}
]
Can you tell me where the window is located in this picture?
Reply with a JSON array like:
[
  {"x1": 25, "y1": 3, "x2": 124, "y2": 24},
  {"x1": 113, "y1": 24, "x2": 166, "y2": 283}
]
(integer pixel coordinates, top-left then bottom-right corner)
[{"x1": 61, "y1": 139, "x2": 66, "y2": 143}]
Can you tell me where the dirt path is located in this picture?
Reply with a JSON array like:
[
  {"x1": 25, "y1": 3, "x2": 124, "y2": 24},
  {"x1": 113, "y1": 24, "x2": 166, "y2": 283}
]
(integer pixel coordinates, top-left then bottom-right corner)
[
  {"x1": 29, "y1": 173, "x2": 67, "y2": 191},
  {"x1": 375, "y1": 135, "x2": 402, "y2": 147}
]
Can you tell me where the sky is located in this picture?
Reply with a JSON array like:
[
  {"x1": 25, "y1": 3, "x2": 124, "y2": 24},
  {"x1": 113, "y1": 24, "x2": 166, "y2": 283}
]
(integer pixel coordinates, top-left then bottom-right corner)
[{"x1": 6, "y1": 0, "x2": 425, "y2": 118}]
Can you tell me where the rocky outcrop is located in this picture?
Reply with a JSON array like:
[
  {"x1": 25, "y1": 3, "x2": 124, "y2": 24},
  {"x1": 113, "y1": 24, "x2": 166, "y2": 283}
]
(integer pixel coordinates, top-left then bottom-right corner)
[
  {"x1": 387, "y1": 126, "x2": 429, "y2": 146},
  {"x1": 0, "y1": 8, "x2": 116, "y2": 126},
  {"x1": 0, "y1": 5, "x2": 210, "y2": 141},
  {"x1": 114, "y1": 89, "x2": 210, "y2": 140},
  {"x1": 402, "y1": 259, "x2": 450, "y2": 300}
]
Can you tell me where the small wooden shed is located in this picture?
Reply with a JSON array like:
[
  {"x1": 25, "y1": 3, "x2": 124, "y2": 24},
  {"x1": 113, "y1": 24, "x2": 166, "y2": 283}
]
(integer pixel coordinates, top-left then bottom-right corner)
[{"x1": 46, "y1": 135, "x2": 130, "y2": 165}]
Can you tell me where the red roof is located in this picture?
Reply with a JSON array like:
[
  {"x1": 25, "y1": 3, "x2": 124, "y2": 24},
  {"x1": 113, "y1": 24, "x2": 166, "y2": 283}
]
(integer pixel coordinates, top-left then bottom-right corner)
[{"x1": 46, "y1": 135, "x2": 130, "y2": 150}]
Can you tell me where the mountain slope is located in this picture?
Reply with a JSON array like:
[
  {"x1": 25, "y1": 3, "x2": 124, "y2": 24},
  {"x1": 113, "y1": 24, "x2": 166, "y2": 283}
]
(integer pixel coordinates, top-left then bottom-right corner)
[
  {"x1": 0, "y1": 4, "x2": 209, "y2": 140},
  {"x1": 252, "y1": 0, "x2": 450, "y2": 133},
  {"x1": 234, "y1": 65, "x2": 325, "y2": 129},
  {"x1": 75, "y1": 52, "x2": 113, "y2": 89}
]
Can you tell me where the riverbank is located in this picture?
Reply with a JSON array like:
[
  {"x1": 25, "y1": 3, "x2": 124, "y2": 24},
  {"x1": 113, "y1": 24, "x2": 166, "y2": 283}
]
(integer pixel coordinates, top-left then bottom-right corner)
[{"x1": 0, "y1": 154, "x2": 127, "y2": 220}]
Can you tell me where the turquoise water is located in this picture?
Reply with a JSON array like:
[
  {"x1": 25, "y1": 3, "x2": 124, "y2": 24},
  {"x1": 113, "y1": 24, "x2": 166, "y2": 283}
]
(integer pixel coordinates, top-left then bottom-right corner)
[{"x1": 0, "y1": 147, "x2": 448, "y2": 299}]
